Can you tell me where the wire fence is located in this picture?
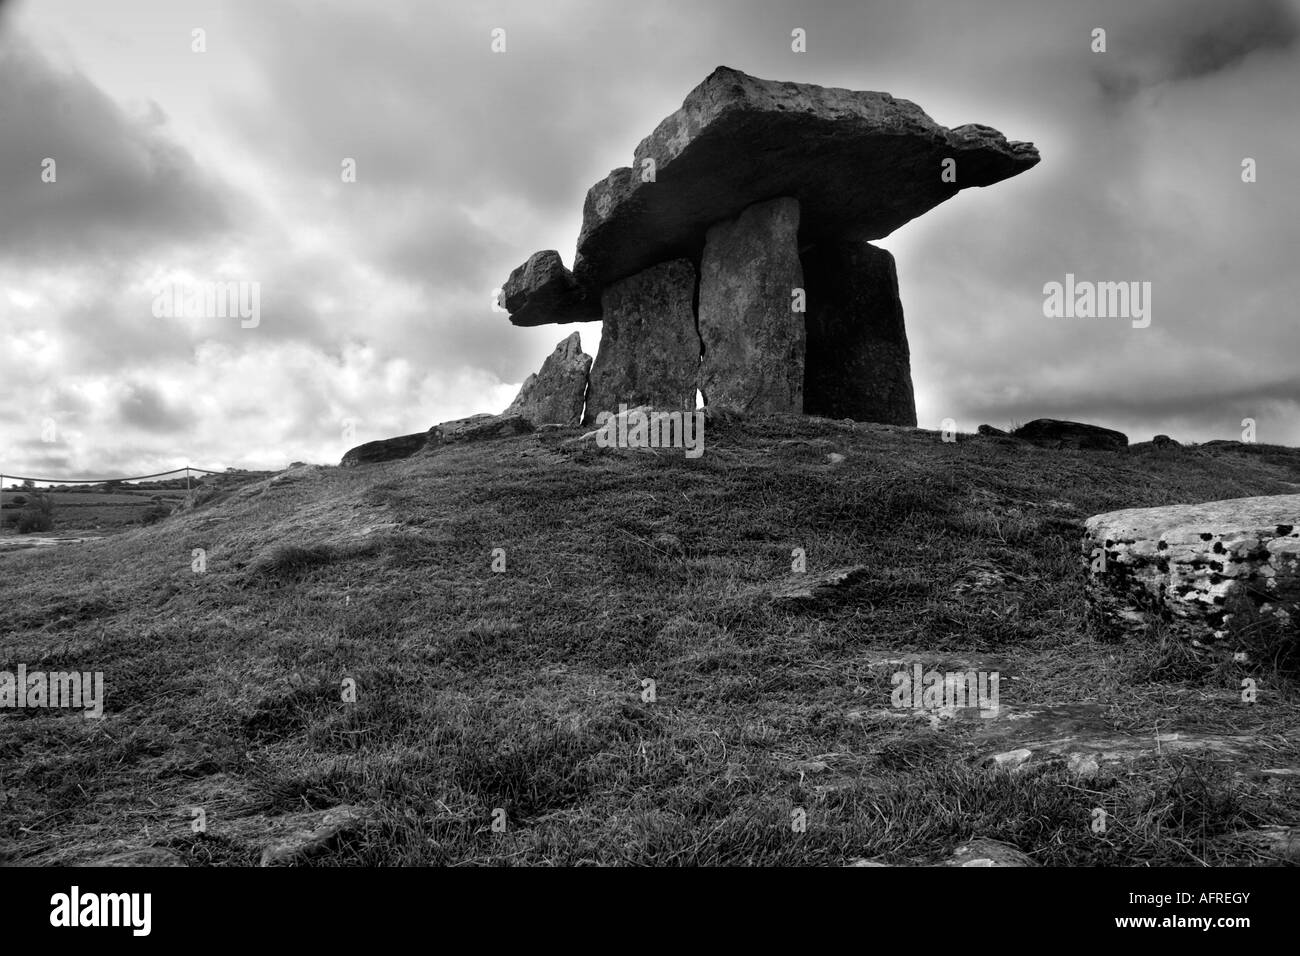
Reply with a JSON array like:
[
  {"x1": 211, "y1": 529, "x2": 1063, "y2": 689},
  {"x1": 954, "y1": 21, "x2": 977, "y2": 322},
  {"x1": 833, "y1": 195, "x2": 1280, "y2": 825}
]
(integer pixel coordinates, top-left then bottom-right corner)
[
  {"x1": 0, "y1": 466, "x2": 224, "y2": 486},
  {"x1": 0, "y1": 467, "x2": 226, "y2": 501}
]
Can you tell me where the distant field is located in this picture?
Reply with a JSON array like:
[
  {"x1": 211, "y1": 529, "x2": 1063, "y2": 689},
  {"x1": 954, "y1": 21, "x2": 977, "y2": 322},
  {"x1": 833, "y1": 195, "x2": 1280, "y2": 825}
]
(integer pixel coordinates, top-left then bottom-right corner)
[{"x1": 0, "y1": 489, "x2": 191, "y2": 532}]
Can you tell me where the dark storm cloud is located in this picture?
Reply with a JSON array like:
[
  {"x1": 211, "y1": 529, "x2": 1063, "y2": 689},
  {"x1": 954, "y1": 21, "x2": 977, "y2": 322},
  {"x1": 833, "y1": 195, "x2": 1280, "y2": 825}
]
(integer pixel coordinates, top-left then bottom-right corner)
[
  {"x1": 0, "y1": 32, "x2": 238, "y2": 260},
  {"x1": 1094, "y1": 0, "x2": 1300, "y2": 98},
  {"x1": 2, "y1": 0, "x2": 1298, "y2": 474}
]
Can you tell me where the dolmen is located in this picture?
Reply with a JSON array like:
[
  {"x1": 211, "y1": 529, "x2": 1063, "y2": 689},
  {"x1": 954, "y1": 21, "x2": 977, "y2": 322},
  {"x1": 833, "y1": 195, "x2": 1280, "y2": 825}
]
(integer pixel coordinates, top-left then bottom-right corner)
[{"x1": 499, "y1": 66, "x2": 1039, "y2": 426}]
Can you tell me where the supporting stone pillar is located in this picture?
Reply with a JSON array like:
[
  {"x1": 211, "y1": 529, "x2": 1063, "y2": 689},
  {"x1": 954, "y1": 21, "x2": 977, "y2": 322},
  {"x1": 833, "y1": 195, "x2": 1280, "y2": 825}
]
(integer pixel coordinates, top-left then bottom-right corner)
[
  {"x1": 697, "y1": 197, "x2": 805, "y2": 414},
  {"x1": 801, "y1": 241, "x2": 917, "y2": 426},
  {"x1": 583, "y1": 258, "x2": 699, "y2": 425}
]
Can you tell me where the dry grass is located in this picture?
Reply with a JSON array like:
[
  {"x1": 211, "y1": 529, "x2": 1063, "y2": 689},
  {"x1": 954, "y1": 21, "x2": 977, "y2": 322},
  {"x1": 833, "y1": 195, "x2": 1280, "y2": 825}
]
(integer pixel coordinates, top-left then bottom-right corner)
[{"x1": 1, "y1": 417, "x2": 1297, "y2": 866}]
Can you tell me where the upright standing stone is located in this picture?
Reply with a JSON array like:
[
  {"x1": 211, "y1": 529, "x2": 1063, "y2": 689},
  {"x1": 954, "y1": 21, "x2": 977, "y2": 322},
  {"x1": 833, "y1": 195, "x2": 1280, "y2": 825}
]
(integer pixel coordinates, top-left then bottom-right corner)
[
  {"x1": 503, "y1": 331, "x2": 592, "y2": 425},
  {"x1": 583, "y1": 259, "x2": 699, "y2": 425},
  {"x1": 802, "y1": 241, "x2": 917, "y2": 425},
  {"x1": 697, "y1": 197, "x2": 804, "y2": 414}
]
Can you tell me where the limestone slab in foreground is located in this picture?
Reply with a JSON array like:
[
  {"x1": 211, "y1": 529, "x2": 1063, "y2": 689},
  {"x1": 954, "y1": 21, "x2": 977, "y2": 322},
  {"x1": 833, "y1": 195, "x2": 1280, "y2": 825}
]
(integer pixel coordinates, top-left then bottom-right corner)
[{"x1": 1084, "y1": 494, "x2": 1300, "y2": 643}]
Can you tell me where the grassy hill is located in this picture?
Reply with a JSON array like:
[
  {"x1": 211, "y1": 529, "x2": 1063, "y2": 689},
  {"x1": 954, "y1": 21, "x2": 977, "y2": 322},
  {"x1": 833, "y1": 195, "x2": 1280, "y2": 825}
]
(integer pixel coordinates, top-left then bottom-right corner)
[{"x1": 2, "y1": 415, "x2": 1298, "y2": 866}]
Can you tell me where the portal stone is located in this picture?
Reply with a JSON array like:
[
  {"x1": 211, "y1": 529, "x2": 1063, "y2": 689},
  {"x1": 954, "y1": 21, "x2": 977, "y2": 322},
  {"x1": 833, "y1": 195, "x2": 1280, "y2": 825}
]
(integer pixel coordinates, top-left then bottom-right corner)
[
  {"x1": 583, "y1": 259, "x2": 699, "y2": 425},
  {"x1": 802, "y1": 241, "x2": 916, "y2": 426},
  {"x1": 697, "y1": 197, "x2": 805, "y2": 414}
]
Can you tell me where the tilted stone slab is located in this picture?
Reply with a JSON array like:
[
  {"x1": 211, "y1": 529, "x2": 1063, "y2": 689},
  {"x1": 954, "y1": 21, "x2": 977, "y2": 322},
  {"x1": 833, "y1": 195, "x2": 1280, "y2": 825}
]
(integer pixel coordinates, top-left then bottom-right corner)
[
  {"x1": 425, "y1": 413, "x2": 534, "y2": 449},
  {"x1": 802, "y1": 240, "x2": 916, "y2": 425},
  {"x1": 698, "y1": 197, "x2": 805, "y2": 414},
  {"x1": 583, "y1": 259, "x2": 700, "y2": 425},
  {"x1": 340, "y1": 432, "x2": 427, "y2": 466},
  {"x1": 502, "y1": 330, "x2": 592, "y2": 425},
  {"x1": 1014, "y1": 419, "x2": 1128, "y2": 451},
  {"x1": 504, "y1": 65, "x2": 1039, "y2": 326},
  {"x1": 1083, "y1": 494, "x2": 1300, "y2": 643}
]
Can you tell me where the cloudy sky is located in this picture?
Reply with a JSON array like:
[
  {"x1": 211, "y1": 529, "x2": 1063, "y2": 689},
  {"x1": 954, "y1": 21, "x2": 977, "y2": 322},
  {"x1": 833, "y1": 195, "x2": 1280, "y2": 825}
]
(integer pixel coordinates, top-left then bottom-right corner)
[{"x1": 1, "y1": 0, "x2": 1297, "y2": 477}]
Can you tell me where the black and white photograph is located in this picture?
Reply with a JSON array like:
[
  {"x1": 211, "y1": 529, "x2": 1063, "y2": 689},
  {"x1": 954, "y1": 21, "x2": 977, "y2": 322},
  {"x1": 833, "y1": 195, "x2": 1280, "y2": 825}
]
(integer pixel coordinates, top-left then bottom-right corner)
[{"x1": 0, "y1": 0, "x2": 1296, "y2": 931}]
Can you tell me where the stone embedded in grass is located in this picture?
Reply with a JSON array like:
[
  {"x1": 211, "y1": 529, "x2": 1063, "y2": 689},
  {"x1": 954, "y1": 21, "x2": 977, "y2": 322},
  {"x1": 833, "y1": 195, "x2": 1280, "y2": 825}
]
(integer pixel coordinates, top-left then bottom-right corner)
[
  {"x1": 1235, "y1": 826, "x2": 1300, "y2": 863},
  {"x1": 1083, "y1": 494, "x2": 1300, "y2": 644},
  {"x1": 1066, "y1": 753, "x2": 1100, "y2": 779},
  {"x1": 987, "y1": 747, "x2": 1033, "y2": 770},
  {"x1": 1012, "y1": 418, "x2": 1128, "y2": 451},
  {"x1": 769, "y1": 565, "x2": 872, "y2": 605},
  {"x1": 259, "y1": 805, "x2": 365, "y2": 867},
  {"x1": 340, "y1": 413, "x2": 536, "y2": 467},
  {"x1": 341, "y1": 432, "x2": 428, "y2": 466},
  {"x1": 943, "y1": 839, "x2": 1036, "y2": 867},
  {"x1": 87, "y1": 847, "x2": 188, "y2": 867},
  {"x1": 426, "y1": 413, "x2": 534, "y2": 448},
  {"x1": 950, "y1": 563, "x2": 1024, "y2": 597}
]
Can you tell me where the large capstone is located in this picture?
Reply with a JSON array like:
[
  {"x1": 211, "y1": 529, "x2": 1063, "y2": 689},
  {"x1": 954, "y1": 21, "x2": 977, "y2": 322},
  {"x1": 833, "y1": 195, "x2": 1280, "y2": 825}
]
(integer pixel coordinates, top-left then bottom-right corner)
[
  {"x1": 1084, "y1": 494, "x2": 1300, "y2": 644},
  {"x1": 583, "y1": 259, "x2": 700, "y2": 424},
  {"x1": 697, "y1": 197, "x2": 805, "y2": 414},
  {"x1": 502, "y1": 330, "x2": 592, "y2": 426},
  {"x1": 503, "y1": 66, "x2": 1038, "y2": 326},
  {"x1": 802, "y1": 241, "x2": 916, "y2": 425}
]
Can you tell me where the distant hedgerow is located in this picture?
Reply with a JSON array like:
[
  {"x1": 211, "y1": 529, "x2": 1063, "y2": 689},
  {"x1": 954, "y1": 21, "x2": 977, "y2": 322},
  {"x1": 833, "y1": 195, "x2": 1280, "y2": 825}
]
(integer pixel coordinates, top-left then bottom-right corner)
[{"x1": 16, "y1": 493, "x2": 55, "y2": 534}]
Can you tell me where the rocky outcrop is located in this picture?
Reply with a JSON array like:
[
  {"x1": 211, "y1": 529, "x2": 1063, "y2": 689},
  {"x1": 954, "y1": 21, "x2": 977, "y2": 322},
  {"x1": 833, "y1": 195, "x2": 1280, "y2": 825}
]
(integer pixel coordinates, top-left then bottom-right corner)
[
  {"x1": 583, "y1": 259, "x2": 700, "y2": 424},
  {"x1": 802, "y1": 241, "x2": 916, "y2": 425},
  {"x1": 698, "y1": 198, "x2": 804, "y2": 414},
  {"x1": 1013, "y1": 419, "x2": 1128, "y2": 451},
  {"x1": 340, "y1": 414, "x2": 539, "y2": 465},
  {"x1": 1083, "y1": 494, "x2": 1300, "y2": 643},
  {"x1": 503, "y1": 331, "x2": 592, "y2": 426},
  {"x1": 341, "y1": 432, "x2": 428, "y2": 466},
  {"x1": 426, "y1": 414, "x2": 534, "y2": 449}
]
